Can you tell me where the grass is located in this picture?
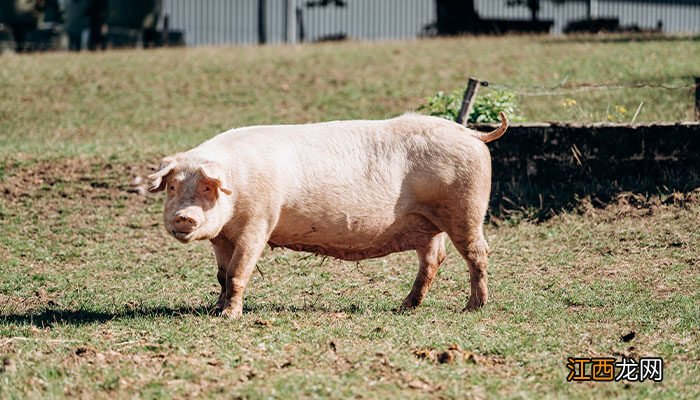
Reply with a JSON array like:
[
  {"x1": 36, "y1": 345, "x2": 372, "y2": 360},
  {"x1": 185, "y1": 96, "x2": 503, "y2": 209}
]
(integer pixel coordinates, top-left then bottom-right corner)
[
  {"x1": 0, "y1": 35, "x2": 698, "y2": 159},
  {"x1": 1, "y1": 35, "x2": 700, "y2": 398}
]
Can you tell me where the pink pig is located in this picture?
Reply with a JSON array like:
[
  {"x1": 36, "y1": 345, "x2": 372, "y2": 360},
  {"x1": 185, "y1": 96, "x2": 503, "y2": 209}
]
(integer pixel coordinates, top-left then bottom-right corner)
[{"x1": 150, "y1": 113, "x2": 508, "y2": 318}]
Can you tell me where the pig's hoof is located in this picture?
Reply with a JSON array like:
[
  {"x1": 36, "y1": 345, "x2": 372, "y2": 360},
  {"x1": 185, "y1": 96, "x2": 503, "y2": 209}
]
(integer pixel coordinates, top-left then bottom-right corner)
[
  {"x1": 393, "y1": 298, "x2": 420, "y2": 314},
  {"x1": 463, "y1": 298, "x2": 486, "y2": 312},
  {"x1": 209, "y1": 297, "x2": 227, "y2": 315},
  {"x1": 209, "y1": 304, "x2": 224, "y2": 315},
  {"x1": 220, "y1": 305, "x2": 243, "y2": 319},
  {"x1": 400, "y1": 297, "x2": 421, "y2": 311}
]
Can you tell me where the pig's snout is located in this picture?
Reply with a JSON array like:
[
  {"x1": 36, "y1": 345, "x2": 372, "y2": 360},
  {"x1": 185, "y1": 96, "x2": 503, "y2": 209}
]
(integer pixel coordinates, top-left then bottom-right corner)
[{"x1": 172, "y1": 212, "x2": 200, "y2": 234}]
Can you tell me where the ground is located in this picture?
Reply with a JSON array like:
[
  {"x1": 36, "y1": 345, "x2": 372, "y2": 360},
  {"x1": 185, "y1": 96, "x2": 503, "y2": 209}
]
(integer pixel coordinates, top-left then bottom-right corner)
[{"x1": 1, "y1": 35, "x2": 699, "y2": 398}]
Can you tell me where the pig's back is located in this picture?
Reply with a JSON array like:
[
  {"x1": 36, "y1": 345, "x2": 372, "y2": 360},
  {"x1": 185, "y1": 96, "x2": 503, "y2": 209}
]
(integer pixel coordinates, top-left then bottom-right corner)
[
  {"x1": 206, "y1": 115, "x2": 486, "y2": 200},
  {"x1": 200, "y1": 115, "x2": 489, "y2": 257}
]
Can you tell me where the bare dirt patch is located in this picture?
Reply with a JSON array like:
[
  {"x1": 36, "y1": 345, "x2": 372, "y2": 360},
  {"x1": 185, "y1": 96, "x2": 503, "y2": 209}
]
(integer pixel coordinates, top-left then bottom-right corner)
[
  {"x1": 0, "y1": 157, "x2": 164, "y2": 261},
  {"x1": 412, "y1": 344, "x2": 506, "y2": 367},
  {"x1": 1, "y1": 158, "x2": 153, "y2": 209}
]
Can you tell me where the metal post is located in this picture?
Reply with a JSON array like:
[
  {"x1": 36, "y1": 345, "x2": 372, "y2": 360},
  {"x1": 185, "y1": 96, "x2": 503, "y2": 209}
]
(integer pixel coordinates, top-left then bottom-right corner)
[
  {"x1": 296, "y1": 6, "x2": 305, "y2": 43},
  {"x1": 456, "y1": 78, "x2": 486, "y2": 126},
  {"x1": 162, "y1": 14, "x2": 169, "y2": 46},
  {"x1": 285, "y1": 0, "x2": 297, "y2": 44},
  {"x1": 258, "y1": 0, "x2": 267, "y2": 45}
]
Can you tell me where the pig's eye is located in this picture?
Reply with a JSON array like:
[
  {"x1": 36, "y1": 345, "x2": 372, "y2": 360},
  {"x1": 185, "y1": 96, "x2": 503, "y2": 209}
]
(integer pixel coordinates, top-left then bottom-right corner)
[
  {"x1": 203, "y1": 186, "x2": 211, "y2": 192},
  {"x1": 168, "y1": 185, "x2": 175, "y2": 191}
]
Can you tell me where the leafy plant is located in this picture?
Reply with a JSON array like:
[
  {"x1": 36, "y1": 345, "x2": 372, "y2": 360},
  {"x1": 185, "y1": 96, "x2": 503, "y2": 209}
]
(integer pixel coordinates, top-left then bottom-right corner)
[
  {"x1": 417, "y1": 91, "x2": 461, "y2": 121},
  {"x1": 471, "y1": 90, "x2": 524, "y2": 123},
  {"x1": 419, "y1": 89, "x2": 525, "y2": 123}
]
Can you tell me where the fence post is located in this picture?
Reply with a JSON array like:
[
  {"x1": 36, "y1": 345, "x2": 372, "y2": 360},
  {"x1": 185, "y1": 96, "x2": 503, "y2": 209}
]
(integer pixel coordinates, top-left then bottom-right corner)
[
  {"x1": 695, "y1": 77, "x2": 700, "y2": 121},
  {"x1": 296, "y1": 7, "x2": 305, "y2": 43},
  {"x1": 162, "y1": 15, "x2": 169, "y2": 46},
  {"x1": 286, "y1": 0, "x2": 297, "y2": 44},
  {"x1": 456, "y1": 78, "x2": 485, "y2": 126},
  {"x1": 258, "y1": 0, "x2": 267, "y2": 45}
]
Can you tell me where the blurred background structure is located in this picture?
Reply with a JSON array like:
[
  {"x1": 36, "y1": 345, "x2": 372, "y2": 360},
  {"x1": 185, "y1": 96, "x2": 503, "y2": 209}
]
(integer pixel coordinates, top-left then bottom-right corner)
[{"x1": 0, "y1": 0, "x2": 699, "y2": 52}]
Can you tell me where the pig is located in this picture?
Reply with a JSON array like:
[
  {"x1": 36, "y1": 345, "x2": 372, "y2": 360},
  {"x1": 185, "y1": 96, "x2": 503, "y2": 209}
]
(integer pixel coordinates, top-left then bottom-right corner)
[{"x1": 149, "y1": 112, "x2": 508, "y2": 318}]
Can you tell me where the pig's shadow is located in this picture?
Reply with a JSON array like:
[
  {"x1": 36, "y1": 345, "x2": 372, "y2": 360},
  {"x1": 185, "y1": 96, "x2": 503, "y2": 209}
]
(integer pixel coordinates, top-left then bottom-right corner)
[
  {"x1": 0, "y1": 305, "x2": 211, "y2": 327},
  {"x1": 1, "y1": 302, "x2": 373, "y2": 327}
]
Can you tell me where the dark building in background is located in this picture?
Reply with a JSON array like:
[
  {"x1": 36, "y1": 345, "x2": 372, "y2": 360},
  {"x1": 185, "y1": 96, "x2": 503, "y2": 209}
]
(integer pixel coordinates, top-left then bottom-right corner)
[
  {"x1": 1, "y1": 0, "x2": 699, "y2": 52},
  {"x1": 436, "y1": 0, "x2": 553, "y2": 35},
  {"x1": 159, "y1": 0, "x2": 699, "y2": 46},
  {"x1": 436, "y1": 0, "x2": 480, "y2": 35},
  {"x1": 0, "y1": 0, "x2": 181, "y2": 52}
]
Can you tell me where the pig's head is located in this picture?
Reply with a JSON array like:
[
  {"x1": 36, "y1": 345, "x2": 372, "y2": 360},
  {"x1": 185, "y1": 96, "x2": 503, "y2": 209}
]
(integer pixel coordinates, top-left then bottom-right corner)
[{"x1": 148, "y1": 156, "x2": 234, "y2": 243}]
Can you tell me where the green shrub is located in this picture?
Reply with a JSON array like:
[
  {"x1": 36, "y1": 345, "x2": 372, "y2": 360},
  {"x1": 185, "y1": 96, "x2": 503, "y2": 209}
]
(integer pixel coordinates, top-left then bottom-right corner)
[
  {"x1": 417, "y1": 91, "x2": 462, "y2": 121},
  {"x1": 418, "y1": 89, "x2": 525, "y2": 123}
]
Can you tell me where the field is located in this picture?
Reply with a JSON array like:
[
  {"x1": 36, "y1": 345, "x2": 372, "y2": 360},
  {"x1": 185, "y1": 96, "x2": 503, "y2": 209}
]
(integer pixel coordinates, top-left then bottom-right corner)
[{"x1": 1, "y1": 35, "x2": 699, "y2": 398}]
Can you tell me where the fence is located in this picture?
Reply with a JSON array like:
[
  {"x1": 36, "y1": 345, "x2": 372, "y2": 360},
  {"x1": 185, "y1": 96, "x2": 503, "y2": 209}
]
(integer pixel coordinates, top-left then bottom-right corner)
[
  {"x1": 159, "y1": 0, "x2": 700, "y2": 47},
  {"x1": 161, "y1": 0, "x2": 434, "y2": 46},
  {"x1": 476, "y1": 0, "x2": 700, "y2": 35}
]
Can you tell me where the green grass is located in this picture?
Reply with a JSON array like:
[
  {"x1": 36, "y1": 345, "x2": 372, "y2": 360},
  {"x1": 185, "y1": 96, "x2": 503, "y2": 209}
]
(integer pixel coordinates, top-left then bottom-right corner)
[
  {"x1": 0, "y1": 35, "x2": 698, "y2": 159},
  {"x1": 1, "y1": 36, "x2": 700, "y2": 398}
]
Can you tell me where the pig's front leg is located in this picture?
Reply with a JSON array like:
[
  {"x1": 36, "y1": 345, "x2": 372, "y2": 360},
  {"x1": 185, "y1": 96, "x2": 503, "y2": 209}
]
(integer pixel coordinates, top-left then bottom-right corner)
[
  {"x1": 210, "y1": 236, "x2": 234, "y2": 313},
  {"x1": 220, "y1": 226, "x2": 269, "y2": 319}
]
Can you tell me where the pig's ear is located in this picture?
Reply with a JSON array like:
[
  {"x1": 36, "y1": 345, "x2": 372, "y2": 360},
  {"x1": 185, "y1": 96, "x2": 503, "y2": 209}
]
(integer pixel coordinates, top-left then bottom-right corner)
[
  {"x1": 199, "y1": 162, "x2": 233, "y2": 195},
  {"x1": 148, "y1": 157, "x2": 177, "y2": 193}
]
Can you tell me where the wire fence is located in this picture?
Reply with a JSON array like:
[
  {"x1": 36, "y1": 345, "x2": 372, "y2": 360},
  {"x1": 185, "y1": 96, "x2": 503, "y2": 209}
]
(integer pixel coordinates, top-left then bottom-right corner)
[
  {"x1": 488, "y1": 81, "x2": 699, "y2": 97},
  {"x1": 431, "y1": 77, "x2": 700, "y2": 124}
]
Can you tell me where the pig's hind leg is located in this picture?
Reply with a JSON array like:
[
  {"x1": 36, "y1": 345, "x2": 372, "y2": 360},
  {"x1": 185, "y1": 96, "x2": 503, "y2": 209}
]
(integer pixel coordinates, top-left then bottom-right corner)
[
  {"x1": 446, "y1": 214, "x2": 490, "y2": 311},
  {"x1": 436, "y1": 193, "x2": 491, "y2": 311},
  {"x1": 401, "y1": 233, "x2": 447, "y2": 309},
  {"x1": 211, "y1": 236, "x2": 234, "y2": 313}
]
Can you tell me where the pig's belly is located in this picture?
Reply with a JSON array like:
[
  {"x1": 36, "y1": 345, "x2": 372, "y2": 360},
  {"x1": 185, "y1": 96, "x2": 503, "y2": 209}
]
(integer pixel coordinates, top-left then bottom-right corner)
[{"x1": 268, "y1": 211, "x2": 441, "y2": 261}]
